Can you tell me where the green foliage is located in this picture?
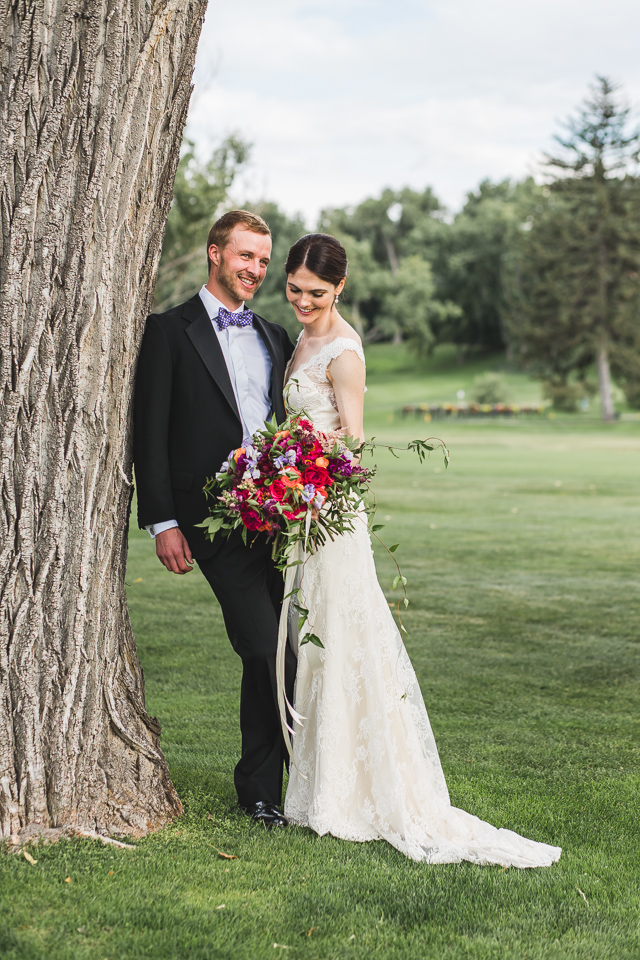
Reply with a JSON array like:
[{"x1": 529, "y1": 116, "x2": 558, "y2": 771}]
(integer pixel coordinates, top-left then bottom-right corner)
[
  {"x1": 432, "y1": 178, "x2": 543, "y2": 353},
  {"x1": 541, "y1": 376, "x2": 599, "y2": 413},
  {"x1": 471, "y1": 372, "x2": 512, "y2": 405},
  {"x1": 542, "y1": 379, "x2": 586, "y2": 412},
  {"x1": 504, "y1": 77, "x2": 640, "y2": 417},
  {"x1": 153, "y1": 136, "x2": 250, "y2": 312},
  {"x1": 609, "y1": 278, "x2": 640, "y2": 409},
  {"x1": 320, "y1": 188, "x2": 461, "y2": 347},
  {"x1": 377, "y1": 254, "x2": 461, "y2": 354},
  {"x1": 319, "y1": 180, "x2": 545, "y2": 358}
]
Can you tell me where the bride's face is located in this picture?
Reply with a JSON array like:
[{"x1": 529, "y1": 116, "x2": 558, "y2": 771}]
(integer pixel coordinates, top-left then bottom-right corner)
[{"x1": 286, "y1": 266, "x2": 345, "y2": 325}]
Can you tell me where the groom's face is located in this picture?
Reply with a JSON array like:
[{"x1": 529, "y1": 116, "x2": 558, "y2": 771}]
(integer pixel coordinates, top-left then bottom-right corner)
[{"x1": 208, "y1": 227, "x2": 272, "y2": 305}]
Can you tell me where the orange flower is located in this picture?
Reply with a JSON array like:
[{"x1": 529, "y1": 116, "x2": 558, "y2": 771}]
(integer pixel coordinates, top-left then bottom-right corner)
[
  {"x1": 233, "y1": 447, "x2": 246, "y2": 461},
  {"x1": 281, "y1": 470, "x2": 303, "y2": 489},
  {"x1": 315, "y1": 457, "x2": 329, "y2": 468},
  {"x1": 280, "y1": 466, "x2": 302, "y2": 481},
  {"x1": 274, "y1": 430, "x2": 290, "y2": 440}
]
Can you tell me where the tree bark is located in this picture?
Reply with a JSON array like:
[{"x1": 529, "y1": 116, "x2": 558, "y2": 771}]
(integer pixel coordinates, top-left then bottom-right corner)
[
  {"x1": 597, "y1": 345, "x2": 615, "y2": 421},
  {"x1": 384, "y1": 236, "x2": 399, "y2": 276},
  {"x1": 0, "y1": 0, "x2": 208, "y2": 838},
  {"x1": 349, "y1": 299, "x2": 365, "y2": 339}
]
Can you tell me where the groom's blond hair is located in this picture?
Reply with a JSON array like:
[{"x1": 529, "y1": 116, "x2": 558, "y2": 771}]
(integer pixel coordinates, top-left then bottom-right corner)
[{"x1": 207, "y1": 210, "x2": 271, "y2": 268}]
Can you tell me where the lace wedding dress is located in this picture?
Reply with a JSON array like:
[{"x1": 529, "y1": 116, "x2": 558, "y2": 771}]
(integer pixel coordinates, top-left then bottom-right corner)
[{"x1": 282, "y1": 337, "x2": 561, "y2": 868}]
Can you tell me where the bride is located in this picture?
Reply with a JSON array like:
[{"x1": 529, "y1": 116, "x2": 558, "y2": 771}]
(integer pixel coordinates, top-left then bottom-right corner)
[{"x1": 280, "y1": 233, "x2": 561, "y2": 868}]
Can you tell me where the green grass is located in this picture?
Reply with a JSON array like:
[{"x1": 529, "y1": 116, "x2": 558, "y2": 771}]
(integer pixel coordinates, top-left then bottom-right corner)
[
  {"x1": 2, "y1": 349, "x2": 640, "y2": 959},
  {"x1": 365, "y1": 343, "x2": 547, "y2": 409}
]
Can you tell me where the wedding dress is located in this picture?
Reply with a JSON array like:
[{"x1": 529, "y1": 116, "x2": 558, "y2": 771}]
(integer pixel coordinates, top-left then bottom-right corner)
[{"x1": 282, "y1": 337, "x2": 561, "y2": 868}]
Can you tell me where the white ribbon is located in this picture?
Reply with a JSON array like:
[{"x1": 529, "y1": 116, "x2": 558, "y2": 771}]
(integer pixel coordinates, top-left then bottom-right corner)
[{"x1": 276, "y1": 538, "x2": 307, "y2": 762}]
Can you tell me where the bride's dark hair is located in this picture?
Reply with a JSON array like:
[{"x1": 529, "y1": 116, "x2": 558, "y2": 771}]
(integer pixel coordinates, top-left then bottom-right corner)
[{"x1": 285, "y1": 234, "x2": 348, "y2": 286}]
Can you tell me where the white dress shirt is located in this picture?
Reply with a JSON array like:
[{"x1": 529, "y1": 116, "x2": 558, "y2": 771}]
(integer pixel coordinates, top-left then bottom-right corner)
[{"x1": 147, "y1": 286, "x2": 273, "y2": 538}]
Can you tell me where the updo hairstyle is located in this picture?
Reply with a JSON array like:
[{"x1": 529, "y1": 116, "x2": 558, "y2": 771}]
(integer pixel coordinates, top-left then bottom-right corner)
[{"x1": 284, "y1": 234, "x2": 348, "y2": 287}]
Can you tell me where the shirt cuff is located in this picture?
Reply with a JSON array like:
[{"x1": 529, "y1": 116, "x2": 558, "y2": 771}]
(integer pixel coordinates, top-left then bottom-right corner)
[{"x1": 146, "y1": 519, "x2": 179, "y2": 539}]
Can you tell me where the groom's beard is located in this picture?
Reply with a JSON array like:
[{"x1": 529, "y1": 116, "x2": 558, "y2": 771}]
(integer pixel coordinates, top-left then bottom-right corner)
[{"x1": 217, "y1": 260, "x2": 263, "y2": 304}]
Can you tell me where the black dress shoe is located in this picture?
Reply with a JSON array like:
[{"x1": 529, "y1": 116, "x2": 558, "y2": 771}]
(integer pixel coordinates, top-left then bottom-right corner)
[{"x1": 241, "y1": 801, "x2": 288, "y2": 828}]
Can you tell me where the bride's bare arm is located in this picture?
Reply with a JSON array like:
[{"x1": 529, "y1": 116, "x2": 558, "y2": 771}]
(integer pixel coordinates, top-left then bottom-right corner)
[{"x1": 327, "y1": 349, "x2": 366, "y2": 443}]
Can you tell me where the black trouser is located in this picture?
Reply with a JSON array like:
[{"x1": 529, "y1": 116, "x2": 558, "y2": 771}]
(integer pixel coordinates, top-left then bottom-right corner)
[{"x1": 197, "y1": 532, "x2": 296, "y2": 807}]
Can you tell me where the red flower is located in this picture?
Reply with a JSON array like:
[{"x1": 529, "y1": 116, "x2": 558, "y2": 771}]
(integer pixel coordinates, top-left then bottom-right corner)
[
  {"x1": 303, "y1": 440, "x2": 323, "y2": 460},
  {"x1": 239, "y1": 506, "x2": 263, "y2": 530},
  {"x1": 269, "y1": 478, "x2": 288, "y2": 501},
  {"x1": 284, "y1": 506, "x2": 306, "y2": 520},
  {"x1": 302, "y1": 465, "x2": 332, "y2": 488}
]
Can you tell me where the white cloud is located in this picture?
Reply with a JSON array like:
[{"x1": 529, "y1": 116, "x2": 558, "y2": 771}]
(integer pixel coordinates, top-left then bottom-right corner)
[{"x1": 190, "y1": 0, "x2": 640, "y2": 223}]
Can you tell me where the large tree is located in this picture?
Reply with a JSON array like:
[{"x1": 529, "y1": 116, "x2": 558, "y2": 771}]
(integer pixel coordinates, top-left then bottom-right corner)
[
  {"x1": 505, "y1": 77, "x2": 640, "y2": 419},
  {"x1": 0, "y1": 0, "x2": 208, "y2": 838}
]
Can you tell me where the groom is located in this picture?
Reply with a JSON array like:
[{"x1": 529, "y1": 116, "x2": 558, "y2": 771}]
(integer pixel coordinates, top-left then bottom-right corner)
[{"x1": 133, "y1": 210, "x2": 296, "y2": 827}]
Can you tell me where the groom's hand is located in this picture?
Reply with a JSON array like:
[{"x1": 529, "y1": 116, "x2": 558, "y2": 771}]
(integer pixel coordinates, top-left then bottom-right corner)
[{"x1": 155, "y1": 527, "x2": 194, "y2": 574}]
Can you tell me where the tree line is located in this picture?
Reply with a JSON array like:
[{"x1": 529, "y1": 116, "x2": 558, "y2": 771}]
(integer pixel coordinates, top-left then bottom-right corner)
[{"x1": 156, "y1": 77, "x2": 640, "y2": 419}]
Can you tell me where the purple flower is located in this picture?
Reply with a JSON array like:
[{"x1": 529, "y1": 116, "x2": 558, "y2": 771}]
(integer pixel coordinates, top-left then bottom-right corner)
[
  {"x1": 274, "y1": 448, "x2": 297, "y2": 471},
  {"x1": 301, "y1": 483, "x2": 316, "y2": 504},
  {"x1": 333, "y1": 458, "x2": 354, "y2": 477},
  {"x1": 242, "y1": 444, "x2": 261, "y2": 480}
]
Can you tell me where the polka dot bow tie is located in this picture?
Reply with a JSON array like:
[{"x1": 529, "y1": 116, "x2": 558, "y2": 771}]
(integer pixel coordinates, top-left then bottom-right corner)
[{"x1": 216, "y1": 307, "x2": 254, "y2": 331}]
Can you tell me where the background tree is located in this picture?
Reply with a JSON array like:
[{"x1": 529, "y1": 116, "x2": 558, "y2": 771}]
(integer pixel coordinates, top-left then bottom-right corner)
[
  {"x1": 154, "y1": 136, "x2": 250, "y2": 312},
  {"x1": 321, "y1": 186, "x2": 443, "y2": 277},
  {"x1": 0, "y1": 0, "x2": 208, "y2": 839},
  {"x1": 377, "y1": 254, "x2": 461, "y2": 355},
  {"x1": 504, "y1": 77, "x2": 640, "y2": 419},
  {"x1": 321, "y1": 187, "x2": 454, "y2": 344},
  {"x1": 421, "y1": 178, "x2": 543, "y2": 363}
]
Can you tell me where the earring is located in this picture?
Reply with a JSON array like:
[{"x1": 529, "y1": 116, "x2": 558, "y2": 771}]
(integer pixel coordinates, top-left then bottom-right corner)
[{"x1": 334, "y1": 295, "x2": 340, "y2": 304}]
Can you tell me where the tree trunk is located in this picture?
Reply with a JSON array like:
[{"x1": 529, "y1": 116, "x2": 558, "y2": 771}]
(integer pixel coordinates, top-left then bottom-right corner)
[
  {"x1": 384, "y1": 236, "x2": 399, "y2": 276},
  {"x1": 0, "y1": 0, "x2": 208, "y2": 838},
  {"x1": 349, "y1": 299, "x2": 365, "y2": 339},
  {"x1": 596, "y1": 345, "x2": 615, "y2": 421}
]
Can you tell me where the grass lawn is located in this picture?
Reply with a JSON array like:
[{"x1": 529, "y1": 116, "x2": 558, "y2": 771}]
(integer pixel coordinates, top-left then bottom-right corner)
[{"x1": 2, "y1": 347, "x2": 639, "y2": 959}]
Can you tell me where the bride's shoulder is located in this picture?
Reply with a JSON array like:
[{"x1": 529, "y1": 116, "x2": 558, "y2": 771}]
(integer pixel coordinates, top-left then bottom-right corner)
[
  {"x1": 325, "y1": 322, "x2": 364, "y2": 364},
  {"x1": 325, "y1": 336, "x2": 365, "y2": 366}
]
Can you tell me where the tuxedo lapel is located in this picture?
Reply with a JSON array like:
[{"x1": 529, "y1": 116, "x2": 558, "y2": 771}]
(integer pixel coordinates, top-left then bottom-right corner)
[
  {"x1": 253, "y1": 313, "x2": 287, "y2": 423},
  {"x1": 183, "y1": 297, "x2": 241, "y2": 423}
]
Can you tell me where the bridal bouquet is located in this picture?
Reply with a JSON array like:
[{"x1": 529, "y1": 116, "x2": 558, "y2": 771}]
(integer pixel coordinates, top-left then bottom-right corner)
[
  {"x1": 199, "y1": 415, "x2": 448, "y2": 755},
  {"x1": 199, "y1": 413, "x2": 447, "y2": 643},
  {"x1": 198, "y1": 413, "x2": 376, "y2": 580}
]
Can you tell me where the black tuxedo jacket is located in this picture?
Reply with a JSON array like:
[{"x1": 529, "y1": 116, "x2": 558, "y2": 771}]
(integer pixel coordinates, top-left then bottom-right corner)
[{"x1": 133, "y1": 293, "x2": 295, "y2": 559}]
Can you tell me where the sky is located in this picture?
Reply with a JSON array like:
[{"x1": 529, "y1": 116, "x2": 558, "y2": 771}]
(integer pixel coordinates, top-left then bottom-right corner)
[{"x1": 188, "y1": 0, "x2": 640, "y2": 225}]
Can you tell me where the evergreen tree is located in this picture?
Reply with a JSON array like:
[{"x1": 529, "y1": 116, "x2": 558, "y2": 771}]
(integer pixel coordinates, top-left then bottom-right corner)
[{"x1": 505, "y1": 77, "x2": 640, "y2": 419}]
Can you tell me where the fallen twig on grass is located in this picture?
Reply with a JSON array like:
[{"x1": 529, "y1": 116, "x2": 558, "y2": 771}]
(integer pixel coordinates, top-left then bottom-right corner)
[{"x1": 4, "y1": 824, "x2": 136, "y2": 851}]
